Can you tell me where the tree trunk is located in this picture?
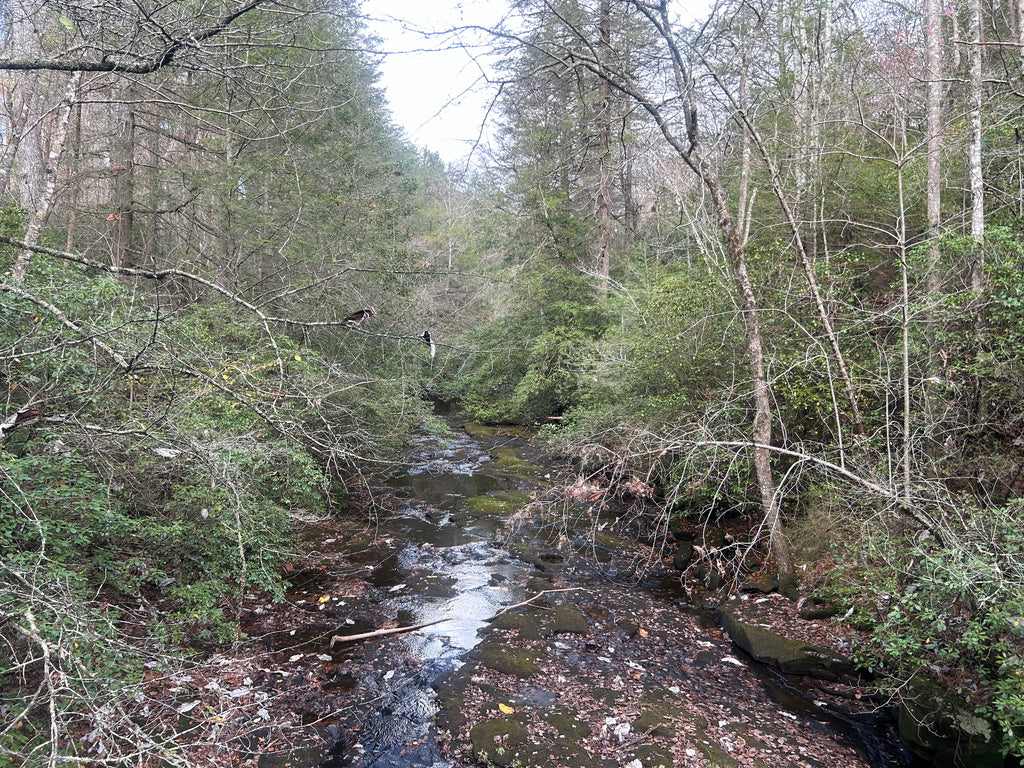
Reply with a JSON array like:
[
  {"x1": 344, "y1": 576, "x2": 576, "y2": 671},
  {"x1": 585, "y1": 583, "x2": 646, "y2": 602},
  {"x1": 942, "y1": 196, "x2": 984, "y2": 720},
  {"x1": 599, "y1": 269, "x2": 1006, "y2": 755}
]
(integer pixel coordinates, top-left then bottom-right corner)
[
  {"x1": 10, "y1": 71, "x2": 81, "y2": 283},
  {"x1": 968, "y1": 0, "x2": 985, "y2": 290},
  {"x1": 593, "y1": 0, "x2": 613, "y2": 298},
  {"x1": 701, "y1": 158, "x2": 793, "y2": 580},
  {"x1": 925, "y1": 0, "x2": 943, "y2": 273},
  {"x1": 111, "y1": 99, "x2": 136, "y2": 269}
]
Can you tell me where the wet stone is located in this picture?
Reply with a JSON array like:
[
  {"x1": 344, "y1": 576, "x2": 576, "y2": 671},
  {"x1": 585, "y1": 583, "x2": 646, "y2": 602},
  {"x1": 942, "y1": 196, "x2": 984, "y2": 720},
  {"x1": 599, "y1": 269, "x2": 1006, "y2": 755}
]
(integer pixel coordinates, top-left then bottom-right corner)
[
  {"x1": 544, "y1": 604, "x2": 589, "y2": 635},
  {"x1": 472, "y1": 642, "x2": 542, "y2": 677}
]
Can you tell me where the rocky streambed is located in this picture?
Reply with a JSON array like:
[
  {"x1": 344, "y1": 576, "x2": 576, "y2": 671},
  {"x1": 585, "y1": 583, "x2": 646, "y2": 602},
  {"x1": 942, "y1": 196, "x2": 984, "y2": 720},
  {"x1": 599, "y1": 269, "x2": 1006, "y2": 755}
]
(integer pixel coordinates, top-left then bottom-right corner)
[{"x1": 185, "y1": 423, "x2": 920, "y2": 768}]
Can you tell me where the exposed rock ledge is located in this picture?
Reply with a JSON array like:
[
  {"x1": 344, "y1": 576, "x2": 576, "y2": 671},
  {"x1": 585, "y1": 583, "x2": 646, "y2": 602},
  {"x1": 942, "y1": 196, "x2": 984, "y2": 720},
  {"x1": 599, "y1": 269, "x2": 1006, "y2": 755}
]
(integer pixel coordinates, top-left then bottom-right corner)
[{"x1": 715, "y1": 604, "x2": 858, "y2": 681}]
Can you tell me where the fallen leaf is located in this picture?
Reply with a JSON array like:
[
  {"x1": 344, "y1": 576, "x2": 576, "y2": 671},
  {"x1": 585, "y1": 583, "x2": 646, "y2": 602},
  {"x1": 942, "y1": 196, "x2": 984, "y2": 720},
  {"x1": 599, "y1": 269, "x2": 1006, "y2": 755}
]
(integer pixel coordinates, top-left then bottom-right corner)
[
  {"x1": 638, "y1": 627, "x2": 649, "y2": 637},
  {"x1": 498, "y1": 703, "x2": 515, "y2": 714}
]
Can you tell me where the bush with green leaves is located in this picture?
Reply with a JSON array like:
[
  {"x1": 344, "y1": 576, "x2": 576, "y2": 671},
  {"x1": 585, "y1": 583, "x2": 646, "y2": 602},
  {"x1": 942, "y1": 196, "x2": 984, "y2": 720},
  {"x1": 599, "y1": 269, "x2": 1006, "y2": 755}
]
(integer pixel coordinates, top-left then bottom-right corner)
[
  {"x1": 448, "y1": 266, "x2": 607, "y2": 424},
  {"x1": 850, "y1": 499, "x2": 1024, "y2": 758}
]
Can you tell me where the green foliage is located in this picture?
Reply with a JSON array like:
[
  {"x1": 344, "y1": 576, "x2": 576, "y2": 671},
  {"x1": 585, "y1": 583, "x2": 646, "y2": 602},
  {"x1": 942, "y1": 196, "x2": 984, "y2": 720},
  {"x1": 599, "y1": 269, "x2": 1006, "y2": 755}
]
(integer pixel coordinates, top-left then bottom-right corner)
[
  {"x1": 448, "y1": 266, "x2": 608, "y2": 424},
  {"x1": 850, "y1": 500, "x2": 1024, "y2": 757},
  {"x1": 615, "y1": 269, "x2": 741, "y2": 424}
]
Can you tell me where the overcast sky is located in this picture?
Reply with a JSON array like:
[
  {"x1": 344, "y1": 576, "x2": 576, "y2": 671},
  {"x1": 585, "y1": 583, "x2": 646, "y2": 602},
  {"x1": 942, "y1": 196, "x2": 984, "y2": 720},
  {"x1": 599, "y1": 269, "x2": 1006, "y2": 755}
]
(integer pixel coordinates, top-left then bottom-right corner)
[
  {"x1": 362, "y1": 0, "x2": 507, "y2": 164},
  {"x1": 361, "y1": 0, "x2": 712, "y2": 165}
]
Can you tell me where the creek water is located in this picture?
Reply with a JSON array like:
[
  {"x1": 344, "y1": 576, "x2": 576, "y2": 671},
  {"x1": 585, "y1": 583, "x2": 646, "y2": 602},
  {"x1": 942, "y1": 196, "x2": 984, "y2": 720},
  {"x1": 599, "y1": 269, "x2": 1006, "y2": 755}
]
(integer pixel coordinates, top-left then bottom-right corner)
[{"x1": 301, "y1": 426, "x2": 909, "y2": 768}]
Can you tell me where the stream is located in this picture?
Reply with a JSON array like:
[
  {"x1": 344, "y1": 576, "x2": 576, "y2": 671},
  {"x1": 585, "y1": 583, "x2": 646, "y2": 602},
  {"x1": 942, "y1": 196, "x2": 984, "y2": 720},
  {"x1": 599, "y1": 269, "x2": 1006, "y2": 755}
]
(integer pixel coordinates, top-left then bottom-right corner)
[{"x1": 260, "y1": 424, "x2": 912, "y2": 768}]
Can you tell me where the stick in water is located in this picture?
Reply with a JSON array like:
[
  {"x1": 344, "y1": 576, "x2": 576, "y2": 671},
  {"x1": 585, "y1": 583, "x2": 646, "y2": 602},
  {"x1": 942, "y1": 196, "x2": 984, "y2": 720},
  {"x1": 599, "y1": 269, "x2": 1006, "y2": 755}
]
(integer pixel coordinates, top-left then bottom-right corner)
[{"x1": 329, "y1": 617, "x2": 447, "y2": 647}]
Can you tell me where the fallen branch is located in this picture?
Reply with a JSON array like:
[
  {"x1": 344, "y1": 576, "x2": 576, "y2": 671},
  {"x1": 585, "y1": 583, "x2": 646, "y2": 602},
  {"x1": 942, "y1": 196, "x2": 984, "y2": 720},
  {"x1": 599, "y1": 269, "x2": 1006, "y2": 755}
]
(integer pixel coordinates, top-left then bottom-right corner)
[
  {"x1": 486, "y1": 588, "x2": 586, "y2": 621},
  {"x1": 329, "y1": 618, "x2": 447, "y2": 647},
  {"x1": 328, "y1": 588, "x2": 589, "y2": 647}
]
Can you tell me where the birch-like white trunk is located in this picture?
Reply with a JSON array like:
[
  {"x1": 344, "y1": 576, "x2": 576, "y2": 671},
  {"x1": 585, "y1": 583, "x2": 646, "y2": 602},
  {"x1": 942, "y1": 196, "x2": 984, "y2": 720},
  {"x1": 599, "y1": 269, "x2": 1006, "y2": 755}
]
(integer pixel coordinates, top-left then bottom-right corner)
[{"x1": 10, "y1": 71, "x2": 82, "y2": 283}]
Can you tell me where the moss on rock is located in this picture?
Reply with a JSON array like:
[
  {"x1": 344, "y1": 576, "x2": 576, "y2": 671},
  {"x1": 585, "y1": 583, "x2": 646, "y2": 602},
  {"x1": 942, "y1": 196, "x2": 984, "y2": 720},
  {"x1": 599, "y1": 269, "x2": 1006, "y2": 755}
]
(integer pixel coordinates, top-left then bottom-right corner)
[
  {"x1": 472, "y1": 643, "x2": 542, "y2": 677},
  {"x1": 491, "y1": 609, "x2": 545, "y2": 641},
  {"x1": 541, "y1": 708, "x2": 592, "y2": 744},
  {"x1": 469, "y1": 717, "x2": 530, "y2": 766},
  {"x1": 465, "y1": 491, "x2": 532, "y2": 517},
  {"x1": 544, "y1": 604, "x2": 589, "y2": 635},
  {"x1": 715, "y1": 606, "x2": 857, "y2": 680}
]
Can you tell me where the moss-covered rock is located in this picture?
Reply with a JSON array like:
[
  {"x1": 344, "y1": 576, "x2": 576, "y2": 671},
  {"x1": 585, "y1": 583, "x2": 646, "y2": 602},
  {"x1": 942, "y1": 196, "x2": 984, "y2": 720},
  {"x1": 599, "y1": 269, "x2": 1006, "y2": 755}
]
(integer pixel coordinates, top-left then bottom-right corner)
[
  {"x1": 630, "y1": 743, "x2": 675, "y2": 768},
  {"x1": 491, "y1": 609, "x2": 545, "y2": 641},
  {"x1": 511, "y1": 543, "x2": 567, "y2": 573},
  {"x1": 465, "y1": 491, "x2": 532, "y2": 517},
  {"x1": 740, "y1": 573, "x2": 778, "y2": 593},
  {"x1": 632, "y1": 703, "x2": 676, "y2": 740},
  {"x1": 715, "y1": 607, "x2": 857, "y2": 680},
  {"x1": 897, "y1": 675, "x2": 1004, "y2": 768},
  {"x1": 471, "y1": 643, "x2": 542, "y2": 677},
  {"x1": 541, "y1": 708, "x2": 592, "y2": 744},
  {"x1": 464, "y1": 422, "x2": 535, "y2": 439},
  {"x1": 702, "y1": 526, "x2": 727, "y2": 549},
  {"x1": 672, "y1": 542, "x2": 694, "y2": 571},
  {"x1": 544, "y1": 604, "x2": 589, "y2": 635},
  {"x1": 469, "y1": 717, "x2": 530, "y2": 766},
  {"x1": 433, "y1": 661, "x2": 497, "y2": 732}
]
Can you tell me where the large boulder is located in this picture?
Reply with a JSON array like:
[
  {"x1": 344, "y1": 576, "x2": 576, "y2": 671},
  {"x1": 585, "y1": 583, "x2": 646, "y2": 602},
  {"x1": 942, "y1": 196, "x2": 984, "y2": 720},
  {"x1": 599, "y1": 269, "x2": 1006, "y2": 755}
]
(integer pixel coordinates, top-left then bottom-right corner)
[
  {"x1": 896, "y1": 675, "x2": 1004, "y2": 768},
  {"x1": 715, "y1": 607, "x2": 857, "y2": 680}
]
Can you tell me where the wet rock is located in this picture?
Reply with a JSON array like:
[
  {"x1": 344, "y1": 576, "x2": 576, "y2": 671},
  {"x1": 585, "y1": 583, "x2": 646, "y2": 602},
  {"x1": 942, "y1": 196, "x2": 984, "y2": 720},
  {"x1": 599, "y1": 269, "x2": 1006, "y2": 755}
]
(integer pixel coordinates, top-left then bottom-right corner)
[
  {"x1": 715, "y1": 607, "x2": 857, "y2": 680},
  {"x1": 897, "y1": 675, "x2": 1004, "y2": 768},
  {"x1": 672, "y1": 542, "x2": 694, "y2": 571},
  {"x1": 545, "y1": 604, "x2": 589, "y2": 635}
]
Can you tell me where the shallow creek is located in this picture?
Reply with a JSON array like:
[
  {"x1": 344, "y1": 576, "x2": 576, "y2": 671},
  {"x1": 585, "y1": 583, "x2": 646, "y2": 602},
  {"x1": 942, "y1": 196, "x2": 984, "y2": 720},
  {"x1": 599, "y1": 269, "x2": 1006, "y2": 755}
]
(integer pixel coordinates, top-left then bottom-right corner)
[{"x1": 271, "y1": 426, "x2": 911, "y2": 768}]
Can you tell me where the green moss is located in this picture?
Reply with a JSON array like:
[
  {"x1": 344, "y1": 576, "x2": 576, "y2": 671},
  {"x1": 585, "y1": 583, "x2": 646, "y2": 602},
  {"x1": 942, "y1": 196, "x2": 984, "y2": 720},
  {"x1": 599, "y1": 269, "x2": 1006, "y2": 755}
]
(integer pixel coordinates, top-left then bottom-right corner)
[
  {"x1": 465, "y1": 491, "x2": 531, "y2": 516},
  {"x1": 631, "y1": 743, "x2": 675, "y2": 767},
  {"x1": 473, "y1": 643, "x2": 542, "y2": 677},
  {"x1": 464, "y1": 422, "x2": 535, "y2": 439},
  {"x1": 633, "y1": 708, "x2": 676, "y2": 740},
  {"x1": 469, "y1": 717, "x2": 530, "y2": 766},
  {"x1": 489, "y1": 446, "x2": 528, "y2": 469},
  {"x1": 544, "y1": 604, "x2": 589, "y2": 635},
  {"x1": 492, "y1": 610, "x2": 545, "y2": 641},
  {"x1": 541, "y1": 708, "x2": 592, "y2": 744}
]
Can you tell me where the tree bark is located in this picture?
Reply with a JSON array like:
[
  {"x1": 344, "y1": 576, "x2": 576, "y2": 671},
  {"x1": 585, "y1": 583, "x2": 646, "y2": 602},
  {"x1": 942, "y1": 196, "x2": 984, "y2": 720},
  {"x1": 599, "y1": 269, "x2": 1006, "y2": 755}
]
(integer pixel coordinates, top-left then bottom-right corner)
[
  {"x1": 968, "y1": 0, "x2": 985, "y2": 290},
  {"x1": 616, "y1": 0, "x2": 794, "y2": 580},
  {"x1": 111, "y1": 99, "x2": 137, "y2": 269},
  {"x1": 925, "y1": 0, "x2": 943, "y2": 273},
  {"x1": 10, "y1": 72, "x2": 81, "y2": 283},
  {"x1": 593, "y1": 0, "x2": 613, "y2": 298}
]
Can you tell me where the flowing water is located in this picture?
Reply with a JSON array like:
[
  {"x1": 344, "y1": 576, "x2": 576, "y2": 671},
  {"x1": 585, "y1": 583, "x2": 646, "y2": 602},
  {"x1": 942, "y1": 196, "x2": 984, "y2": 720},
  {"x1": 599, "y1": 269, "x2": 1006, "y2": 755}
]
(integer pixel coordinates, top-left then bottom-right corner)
[{"x1": 284, "y1": 425, "x2": 911, "y2": 768}]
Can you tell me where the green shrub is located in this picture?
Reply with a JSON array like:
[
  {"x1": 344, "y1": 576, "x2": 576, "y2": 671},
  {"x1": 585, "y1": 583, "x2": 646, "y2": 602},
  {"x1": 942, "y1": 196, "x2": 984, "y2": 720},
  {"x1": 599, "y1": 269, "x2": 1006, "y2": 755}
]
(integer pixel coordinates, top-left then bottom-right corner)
[{"x1": 854, "y1": 499, "x2": 1024, "y2": 757}]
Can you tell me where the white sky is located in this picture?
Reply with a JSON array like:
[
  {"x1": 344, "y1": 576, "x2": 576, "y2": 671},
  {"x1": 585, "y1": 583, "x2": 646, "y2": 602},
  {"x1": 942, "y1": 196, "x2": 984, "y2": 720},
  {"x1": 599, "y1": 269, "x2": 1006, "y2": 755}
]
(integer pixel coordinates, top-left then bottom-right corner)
[
  {"x1": 362, "y1": 0, "x2": 508, "y2": 164},
  {"x1": 362, "y1": 0, "x2": 711, "y2": 165}
]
